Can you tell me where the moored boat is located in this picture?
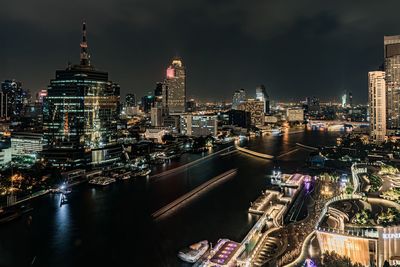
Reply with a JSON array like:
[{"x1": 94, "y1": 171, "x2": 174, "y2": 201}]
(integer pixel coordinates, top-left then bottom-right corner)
[
  {"x1": 136, "y1": 169, "x2": 151, "y2": 177},
  {"x1": 178, "y1": 240, "x2": 209, "y2": 263},
  {"x1": 89, "y1": 177, "x2": 116, "y2": 186}
]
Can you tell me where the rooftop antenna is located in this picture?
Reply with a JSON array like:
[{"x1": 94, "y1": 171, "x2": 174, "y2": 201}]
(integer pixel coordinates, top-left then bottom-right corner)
[{"x1": 80, "y1": 21, "x2": 90, "y2": 66}]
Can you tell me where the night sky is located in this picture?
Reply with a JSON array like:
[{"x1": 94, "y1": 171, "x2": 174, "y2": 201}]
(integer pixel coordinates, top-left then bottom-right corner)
[{"x1": 1, "y1": 0, "x2": 400, "y2": 103}]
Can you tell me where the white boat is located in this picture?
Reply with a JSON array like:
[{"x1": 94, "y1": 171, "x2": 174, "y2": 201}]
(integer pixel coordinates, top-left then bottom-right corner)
[
  {"x1": 178, "y1": 240, "x2": 209, "y2": 263},
  {"x1": 89, "y1": 177, "x2": 116, "y2": 186}
]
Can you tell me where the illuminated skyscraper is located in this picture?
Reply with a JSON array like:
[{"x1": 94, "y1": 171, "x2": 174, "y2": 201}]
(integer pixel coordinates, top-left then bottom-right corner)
[
  {"x1": 141, "y1": 94, "x2": 155, "y2": 113},
  {"x1": 369, "y1": 71, "x2": 386, "y2": 142},
  {"x1": 349, "y1": 91, "x2": 353, "y2": 108},
  {"x1": 186, "y1": 99, "x2": 196, "y2": 112},
  {"x1": 255, "y1": 85, "x2": 270, "y2": 114},
  {"x1": 125, "y1": 93, "x2": 136, "y2": 107},
  {"x1": 43, "y1": 22, "x2": 120, "y2": 169},
  {"x1": 232, "y1": 89, "x2": 246, "y2": 110},
  {"x1": 163, "y1": 58, "x2": 186, "y2": 113},
  {"x1": 384, "y1": 35, "x2": 400, "y2": 130},
  {"x1": 341, "y1": 93, "x2": 347, "y2": 108},
  {"x1": 154, "y1": 82, "x2": 163, "y2": 107},
  {"x1": 0, "y1": 80, "x2": 29, "y2": 121},
  {"x1": 238, "y1": 99, "x2": 265, "y2": 126}
]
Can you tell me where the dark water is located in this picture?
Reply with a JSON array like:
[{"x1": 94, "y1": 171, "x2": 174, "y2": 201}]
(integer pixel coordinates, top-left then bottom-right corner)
[{"x1": 0, "y1": 130, "x2": 340, "y2": 267}]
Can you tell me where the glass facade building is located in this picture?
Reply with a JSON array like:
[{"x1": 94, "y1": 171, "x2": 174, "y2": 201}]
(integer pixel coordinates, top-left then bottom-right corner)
[
  {"x1": 232, "y1": 89, "x2": 246, "y2": 110},
  {"x1": 0, "y1": 80, "x2": 29, "y2": 121},
  {"x1": 255, "y1": 84, "x2": 270, "y2": 114},
  {"x1": 384, "y1": 35, "x2": 400, "y2": 130},
  {"x1": 42, "y1": 23, "x2": 120, "y2": 169}
]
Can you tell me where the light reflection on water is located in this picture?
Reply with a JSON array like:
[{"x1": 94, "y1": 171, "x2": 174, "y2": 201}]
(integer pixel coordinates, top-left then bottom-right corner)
[{"x1": 53, "y1": 196, "x2": 71, "y2": 247}]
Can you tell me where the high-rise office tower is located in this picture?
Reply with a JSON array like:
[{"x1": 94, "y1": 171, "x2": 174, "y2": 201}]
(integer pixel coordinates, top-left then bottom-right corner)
[
  {"x1": 232, "y1": 89, "x2": 246, "y2": 110},
  {"x1": 125, "y1": 93, "x2": 136, "y2": 107},
  {"x1": 154, "y1": 82, "x2": 163, "y2": 98},
  {"x1": 151, "y1": 107, "x2": 163, "y2": 127},
  {"x1": 37, "y1": 89, "x2": 48, "y2": 105},
  {"x1": 141, "y1": 94, "x2": 155, "y2": 113},
  {"x1": 164, "y1": 58, "x2": 186, "y2": 113},
  {"x1": 0, "y1": 80, "x2": 29, "y2": 121},
  {"x1": 255, "y1": 85, "x2": 270, "y2": 114},
  {"x1": 186, "y1": 99, "x2": 196, "y2": 112},
  {"x1": 305, "y1": 97, "x2": 320, "y2": 114},
  {"x1": 369, "y1": 71, "x2": 386, "y2": 142},
  {"x1": 341, "y1": 93, "x2": 347, "y2": 108},
  {"x1": 154, "y1": 82, "x2": 163, "y2": 107},
  {"x1": 43, "y1": 22, "x2": 120, "y2": 169},
  {"x1": 384, "y1": 35, "x2": 400, "y2": 130},
  {"x1": 348, "y1": 91, "x2": 353, "y2": 108}
]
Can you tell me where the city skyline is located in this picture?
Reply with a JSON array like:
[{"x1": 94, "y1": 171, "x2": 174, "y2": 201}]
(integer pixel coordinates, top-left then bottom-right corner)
[
  {"x1": 3, "y1": 1, "x2": 400, "y2": 102},
  {"x1": 3, "y1": 2, "x2": 400, "y2": 266}
]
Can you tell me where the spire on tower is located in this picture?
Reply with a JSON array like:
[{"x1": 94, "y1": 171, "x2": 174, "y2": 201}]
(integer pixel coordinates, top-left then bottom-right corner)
[{"x1": 80, "y1": 22, "x2": 90, "y2": 66}]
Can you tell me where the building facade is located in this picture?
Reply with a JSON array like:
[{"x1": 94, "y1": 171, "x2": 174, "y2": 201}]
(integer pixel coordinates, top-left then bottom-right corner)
[
  {"x1": 164, "y1": 58, "x2": 186, "y2": 113},
  {"x1": 11, "y1": 132, "x2": 43, "y2": 159},
  {"x1": 232, "y1": 89, "x2": 246, "y2": 110},
  {"x1": 384, "y1": 35, "x2": 400, "y2": 130},
  {"x1": 151, "y1": 107, "x2": 163, "y2": 127},
  {"x1": 0, "y1": 137, "x2": 11, "y2": 168},
  {"x1": 286, "y1": 108, "x2": 304, "y2": 122},
  {"x1": 186, "y1": 99, "x2": 196, "y2": 112},
  {"x1": 256, "y1": 85, "x2": 270, "y2": 114},
  {"x1": 237, "y1": 99, "x2": 265, "y2": 126},
  {"x1": 125, "y1": 93, "x2": 136, "y2": 107},
  {"x1": 180, "y1": 114, "x2": 218, "y2": 137},
  {"x1": 228, "y1": 110, "x2": 251, "y2": 128},
  {"x1": 0, "y1": 80, "x2": 29, "y2": 121},
  {"x1": 369, "y1": 71, "x2": 387, "y2": 142},
  {"x1": 43, "y1": 23, "x2": 120, "y2": 169},
  {"x1": 141, "y1": 95, "x2": 155, "y2": 113}
]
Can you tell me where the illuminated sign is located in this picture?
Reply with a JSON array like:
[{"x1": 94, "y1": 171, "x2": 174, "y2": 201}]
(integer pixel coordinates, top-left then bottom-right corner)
[
  {"x1": 383, "y1": 233, "x2": 400, "y2": 239},
  {"x1": 166, "y1": 67, "x2": 175, "y2": 78}
]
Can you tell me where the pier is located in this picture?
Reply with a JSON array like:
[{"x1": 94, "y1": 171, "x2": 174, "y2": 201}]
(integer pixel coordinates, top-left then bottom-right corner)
[
  {"x1": 249, "y1": 190, "x2": 284, "y2": 215},
  {"x1": 152, "y1": 168, "x2": 237, "y2": 219}
]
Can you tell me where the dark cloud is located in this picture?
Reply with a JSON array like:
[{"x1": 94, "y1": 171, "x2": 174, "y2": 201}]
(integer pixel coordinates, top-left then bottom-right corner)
[{"x1": 1, "y1": 0, "x2": 400, "y2": 103}]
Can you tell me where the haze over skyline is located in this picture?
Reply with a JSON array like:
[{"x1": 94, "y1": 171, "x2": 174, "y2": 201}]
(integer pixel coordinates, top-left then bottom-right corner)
[{"x1": 1, "y1": 0, "x2": 400, "y2": 102}]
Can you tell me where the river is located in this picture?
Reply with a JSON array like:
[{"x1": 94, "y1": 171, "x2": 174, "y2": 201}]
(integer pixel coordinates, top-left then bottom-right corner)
[{"x1": 0, "y1": 130, "x2": 340, "y2": 267}]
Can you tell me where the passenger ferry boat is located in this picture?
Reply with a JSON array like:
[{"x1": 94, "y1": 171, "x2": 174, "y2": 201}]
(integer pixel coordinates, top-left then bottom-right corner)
[
  {"x1": 88, "y1": 177, "x2": 116, "y2": 186},
  {"x1": 178, "y1": 240, "x2": 209, "y2": 263}
]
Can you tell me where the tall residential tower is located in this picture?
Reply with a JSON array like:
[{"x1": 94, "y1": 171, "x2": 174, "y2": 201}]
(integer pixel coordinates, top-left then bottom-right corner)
[
  {"x1": 163, "y1": 58, "x2": 186, "y2": 113},
  {"x1": 369, "y1": 71, "x2": 386, "y2": 143},
  {"x1": 384, "y1": 35, "x2": 400, "y2": 131}
]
